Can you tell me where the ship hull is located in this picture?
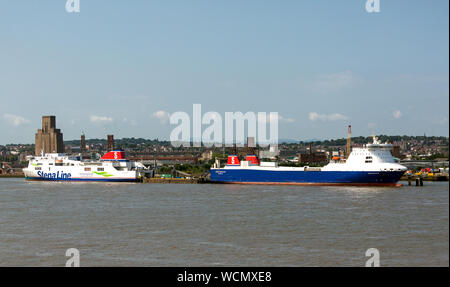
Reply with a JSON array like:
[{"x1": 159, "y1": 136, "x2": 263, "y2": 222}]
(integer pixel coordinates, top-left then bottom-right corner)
[
  {"x1": 25, "y1": 176, "x2": 139, "y2": 182},
  {"x1": 23, "y1": 168, "x2": 139, "y2": 183},
  {"x1": 210, "y1": 169, "x2": 405, "y2": 186}
]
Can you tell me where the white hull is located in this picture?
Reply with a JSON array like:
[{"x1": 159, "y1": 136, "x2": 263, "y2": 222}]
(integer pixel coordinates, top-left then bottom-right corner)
[{"x1": 23, "y1": 153, "x2": 149, "y2": 182}]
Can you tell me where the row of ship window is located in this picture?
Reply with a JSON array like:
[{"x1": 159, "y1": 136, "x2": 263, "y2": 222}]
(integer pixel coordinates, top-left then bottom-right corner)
[
  {"x1": 35, "y1": 167, "x2": 104, "y2": 171},
  {"x1": 35, "y1": 162, "x2": 76, "y2": 166},
  {"x1": 84, "y1": 167, "x2": 104, "y2": 172}
]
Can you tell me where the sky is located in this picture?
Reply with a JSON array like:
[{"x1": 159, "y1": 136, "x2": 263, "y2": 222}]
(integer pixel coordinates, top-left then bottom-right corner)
[{"x1": 0, "y1": 0, "x2": 448, "y2": 144}]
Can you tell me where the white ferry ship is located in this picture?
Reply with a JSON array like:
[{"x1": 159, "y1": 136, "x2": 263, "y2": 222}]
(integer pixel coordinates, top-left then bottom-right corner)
[
  {"x1": 23, "y1": 150, "x2": 151, "y2": 182},
  {"x1": 210, "y1": 137, "x2": 408, "y2": 186}
]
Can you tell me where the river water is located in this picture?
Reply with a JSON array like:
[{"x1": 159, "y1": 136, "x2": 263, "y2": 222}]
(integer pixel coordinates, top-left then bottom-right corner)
[{"x1": 0, "y1": 178, "x2": 448, "y2": 266}]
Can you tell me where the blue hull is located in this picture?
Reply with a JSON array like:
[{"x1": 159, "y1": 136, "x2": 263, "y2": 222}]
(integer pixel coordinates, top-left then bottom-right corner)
[
  {"x1": 210, "y1": 169, "x2": 405, "y2": 186},
  {"x1": 25, "y1": 177, "x2": 139, "y2": 183}
]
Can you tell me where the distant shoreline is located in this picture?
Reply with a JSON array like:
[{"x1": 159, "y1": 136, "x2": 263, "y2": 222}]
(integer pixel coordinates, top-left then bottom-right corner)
[{"x1": 1, "y1": 135, "x2": 449, "y2": 146}]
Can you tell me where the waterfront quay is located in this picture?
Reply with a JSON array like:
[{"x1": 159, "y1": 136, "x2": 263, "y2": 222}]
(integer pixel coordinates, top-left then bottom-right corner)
[{"x1": 142, "y1": 177, "x2": 212, "y2": 184}]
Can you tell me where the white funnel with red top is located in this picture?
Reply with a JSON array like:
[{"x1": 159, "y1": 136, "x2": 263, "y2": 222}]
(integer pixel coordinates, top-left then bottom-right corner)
[{"x1": 101, "y1": 150, "x2": 127, "y2": 161}]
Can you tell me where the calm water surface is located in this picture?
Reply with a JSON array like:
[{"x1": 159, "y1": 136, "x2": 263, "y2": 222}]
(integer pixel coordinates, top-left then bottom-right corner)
[{"x1": 0, "y1": 178, "x2": 448, "y2": 266}]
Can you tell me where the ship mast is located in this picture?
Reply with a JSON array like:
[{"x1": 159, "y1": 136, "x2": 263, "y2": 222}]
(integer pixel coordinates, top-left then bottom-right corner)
[{"x1": 346, "y1": 125, "x2": 351, "y2": 159}]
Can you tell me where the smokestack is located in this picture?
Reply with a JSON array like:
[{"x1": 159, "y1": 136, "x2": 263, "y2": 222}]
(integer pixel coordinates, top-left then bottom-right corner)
[
  {"x1": 346, "y1": 125, "x2": 352, "y2": 159},
  {"x1": 80, "y1": 132, "x2": 86, "y2": 153},
  {"x1": 107, "y1": 135, "x2": 114, "y2": 152}
]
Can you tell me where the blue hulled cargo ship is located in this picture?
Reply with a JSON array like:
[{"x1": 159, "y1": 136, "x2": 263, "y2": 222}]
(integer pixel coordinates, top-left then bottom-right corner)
[{"x1": 210, "y1": 137, "x2": 407, "y2": 186}]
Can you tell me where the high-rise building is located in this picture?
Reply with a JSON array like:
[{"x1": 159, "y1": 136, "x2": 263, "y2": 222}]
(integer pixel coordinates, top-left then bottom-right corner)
[
  {"x1": 107, "y1": 135, "x2": 114, "y2": 151},
  {"x1": 35, "y1": 116, "x2": 64, "y2": 155}
]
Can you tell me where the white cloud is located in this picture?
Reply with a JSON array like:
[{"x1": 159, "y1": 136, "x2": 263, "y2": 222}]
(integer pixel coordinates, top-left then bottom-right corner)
[
  {"x1": 309, "y1": 112, "x2": 349, "y2": 122},
  {"x1": 279, "y1": 115, "x2": 295, "y2": 123},
  {"x1": 311, "y1": 71, "x2": 356, "y2": 93},
  {"x1": 3, "y1": 114, "x2": 30, "y2": 126},
  {"x1": 257, "y1": 113, "x2": 295, "y2": 124},
  {"x1": 123, "y1": 117, "x2": 138, "y2": 126},
  {"x1": 368, "y1": 122, "x2": 377, "y2": 129},
  {"x1": 152, "y1": 110, "x2": 171, "y2": 124},
  {"x1": 437, "y1": 117, "x2": 448, "y2": 125},
  {"x1": 90, "y1": 115, "x2": 113, "y2": 124},
  {"x1": 393, "y1": 110, "x2": 402, "y2": 119}
]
